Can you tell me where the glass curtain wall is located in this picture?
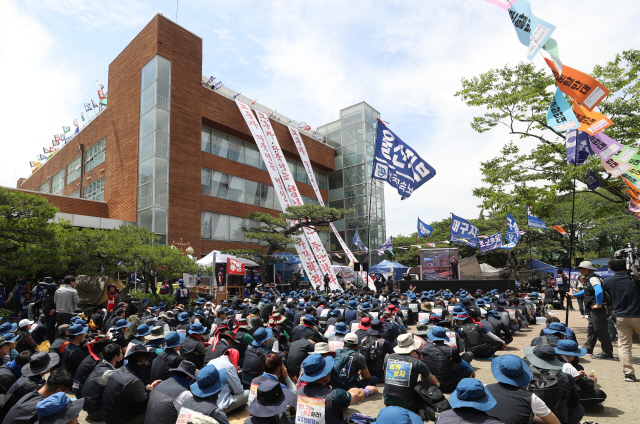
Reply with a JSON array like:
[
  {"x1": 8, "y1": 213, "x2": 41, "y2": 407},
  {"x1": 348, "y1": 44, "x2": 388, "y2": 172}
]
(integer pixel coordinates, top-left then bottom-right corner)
[
  {"x1": 318, "y1": 102, "x2": 386, "y2": 266},
  {"x1": 137, "y1": 56, "x2": 171, "y2": 244}
]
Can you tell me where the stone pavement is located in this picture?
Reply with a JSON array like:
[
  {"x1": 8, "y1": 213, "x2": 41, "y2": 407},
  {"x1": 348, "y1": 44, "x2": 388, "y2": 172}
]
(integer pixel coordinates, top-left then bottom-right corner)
[{"x1": 76, "y1": 309, "x2": 639, "y2": 424}]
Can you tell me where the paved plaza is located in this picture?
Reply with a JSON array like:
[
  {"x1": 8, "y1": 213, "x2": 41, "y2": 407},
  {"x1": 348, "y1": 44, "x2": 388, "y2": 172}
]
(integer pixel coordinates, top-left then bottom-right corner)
[{"x1": 76, "y1": 309, "x2": 638, "y2": 424}]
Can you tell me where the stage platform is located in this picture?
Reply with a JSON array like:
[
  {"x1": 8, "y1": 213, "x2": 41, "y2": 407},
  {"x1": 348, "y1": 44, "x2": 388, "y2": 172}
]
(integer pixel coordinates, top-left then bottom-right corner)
[{"x1": 398, "y1": 279, "x2": 515, "y2": 293}]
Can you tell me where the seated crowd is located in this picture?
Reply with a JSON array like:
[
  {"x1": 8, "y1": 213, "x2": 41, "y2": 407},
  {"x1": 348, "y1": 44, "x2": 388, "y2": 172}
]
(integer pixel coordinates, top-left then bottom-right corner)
[{"x1": 0, "y1": 278, "x2": 609, "y2": 424}]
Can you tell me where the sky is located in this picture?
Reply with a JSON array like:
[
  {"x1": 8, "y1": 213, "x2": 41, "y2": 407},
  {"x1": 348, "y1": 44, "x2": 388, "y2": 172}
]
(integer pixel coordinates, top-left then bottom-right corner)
[{"x1": 2, "y1": 0, "x2": 640, "y2": 240}]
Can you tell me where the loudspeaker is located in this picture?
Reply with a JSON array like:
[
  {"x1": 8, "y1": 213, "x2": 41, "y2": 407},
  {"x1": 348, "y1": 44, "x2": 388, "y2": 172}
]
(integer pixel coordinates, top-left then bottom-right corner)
[
  {"x1": 561, "y1": 258, "x2": 571, "y2": 268},
  {"x1": 574, "y1": 257, "x2": 584, "y2": 267},
  {"x1": 360, "y1": 263, "x2": 369, "y2": 272}
]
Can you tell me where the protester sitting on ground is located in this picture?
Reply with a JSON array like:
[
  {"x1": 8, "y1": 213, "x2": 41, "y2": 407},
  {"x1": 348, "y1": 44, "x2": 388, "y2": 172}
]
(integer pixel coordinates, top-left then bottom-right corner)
[
  {"x1": 243, "y1": 379, "x2": 296, "y2": 424},
  {"x1": 481, "y1": 310, "x2": 513, "y2": 346},
  {"x1": 531, "y1": 322, "x2": 572, "y2": 346},
  {"x1": 383, "y1": 334, "x2": 439, "y2": 414},
  {"x1": 485, "y1": 355, "x2": 561, "y2": 424},
  {"x1": 523, "y1": 344, "x2": 584, "y2": 424},
  {"x1": 150, "y1": 331, "x2": 186, "y2": 382},
  {"x1": 553, "y1": 340, "x2": 607, "y2": 408},
  {"x1": 61, "y1": 323, "x2": 88, "y2": 380},
  {"x1": 15, "y1": 319, "x2": 37, "y2": 353},
  {"x1": 437, "y1": 378, "x2": 503, "y2": 424},
  {"x1": 144, "y1": 360, "x2": 197, "y2": 424},
  {"x1": 365, "y1": 319, "x2": 395, "y2": 382},
  {"x1": 242, "y1": 327, "x2": 274, "y2": 388},
  {"x1": 209, "y1": 348, "x2": 250, "y2": 414},
  {"x1": 0, "y1": 351, "x2": 31, "y2": 395},
  {"x1": 180, "y1": 323, "x2": 207, "y2": 370},
  {"x1": 179, "y1": 364, "x2": 230, "y2": 424},
  {"x1": 297, "y1": 354, "x2": 378, "y2": 424},
  {"x1": 421, "y1": 326, "x2": 475, "y2": 393},
  {"x1": 452, "y1": 314, "x2": 505, "y2": 358},
  {"x1": 374, "y1": 406, "x2": 424, "y2": 424},
  {"x1": 248, "y1": 352, "x2": 296, "y2": 407},
  {"x1": 291, "y1": 314, "x2": 324, "y2": 343},
  {"x1": 539, "y1": 317, "x2": 577, "y2": 342},
  {"x1": 333, "y1": 333, "x2": 378, "y2": 389},
  {"x1": 81, "y1": 343, "x2": 123, "y2": 421},
  {"x1": 73, "y1": 336, "x2": 114, "y2": 398},
  {"x1": 286, "y1": 335, "x2": 319, "y2": 384},
  {"x1": 34, "y1": 391, "x2": 84, "y2": 424}
]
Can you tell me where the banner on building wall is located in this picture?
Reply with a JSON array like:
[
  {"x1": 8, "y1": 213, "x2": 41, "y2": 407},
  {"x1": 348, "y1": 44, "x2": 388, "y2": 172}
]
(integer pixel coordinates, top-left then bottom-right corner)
[
  {"x1": 287, "y1": 125, "x2": 359, "y2": 265},
  {"x1": 235, "y1": 100, "x2": 325, "y2": 289},
  {"x1": 255, "y1": 111, "x2": 341, "y2": 291}
]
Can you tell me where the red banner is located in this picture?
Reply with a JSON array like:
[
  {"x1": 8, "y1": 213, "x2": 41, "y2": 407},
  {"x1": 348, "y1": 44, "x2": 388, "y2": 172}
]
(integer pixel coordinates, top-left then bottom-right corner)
[
  {"x1": 553, "y1": 225, "x2": 567, "y2": 235},
  {"x1": 227, "y1": 257, "x2": 245, "y2": 275}
]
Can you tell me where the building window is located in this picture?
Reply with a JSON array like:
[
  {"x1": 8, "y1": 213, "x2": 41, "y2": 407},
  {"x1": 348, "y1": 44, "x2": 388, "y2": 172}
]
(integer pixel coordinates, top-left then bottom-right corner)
[
  {"x1": 66, "y1": 156, "x2": 81, "y2": 184},
  {"x1": 69, "y1": 190, "x2": 80, "y2": 198},
  {"x1": 85, "y1": 138, "x2": 106, "y2": 173},
  {"x1": 51, "y1": 169, "x2": 65, "y2": 195},
  {"x1": 38, "y1": 181, "x2": 50, "y2": 194},
  {"x1": 84, "y1": 177, "x2": 104, "y2": 201}
]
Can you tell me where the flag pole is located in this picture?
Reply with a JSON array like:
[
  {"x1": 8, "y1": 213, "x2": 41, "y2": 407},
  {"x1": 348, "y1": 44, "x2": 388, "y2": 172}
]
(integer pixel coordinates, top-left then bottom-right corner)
[
  {"x1": 449, "y1": 212, "x2": 453, "y2": 281},
  {"x1": 565, "y1": 130, "x2": 579, "y2": 327},
  {"x1": 368, "y1": 177, "x2": 375, "y2": 267}
]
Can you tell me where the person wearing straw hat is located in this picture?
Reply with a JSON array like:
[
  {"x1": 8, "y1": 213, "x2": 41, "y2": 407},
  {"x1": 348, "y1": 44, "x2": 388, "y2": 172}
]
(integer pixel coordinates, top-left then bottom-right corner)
[
  {"x1": 61, "y1": 323, "x2": 88, "y2": 379},
  {"x1": 569, "y1": 260, "x2": 614, "y2": 359},
  {"x1": 485, "y1": 354, "x2": 561, "y2": 424},
  {"x1": 436, "y1": 378, "x2": 502, "y2": 424},
  {"x1": 244, "y1": 379, "x2": 296, "y2": 424},
  {"x1": 34, "y1": 392, "x2": 83, "y2": 424},
  {"x1": 383, "y1": 334, "x2": 439, "y2": 413},
  {"x1": 144, "y1": 360, "x2": 198, "y2": 424},
  {"x1": 101, "y1": 344, "x2": 163, "y2": 424},
  {"x1": 179, "y1": 364, "x2": 230, "y2": 424},
  {"x1": 81, "y1": 343, "x2": 123, "y2": 421}
]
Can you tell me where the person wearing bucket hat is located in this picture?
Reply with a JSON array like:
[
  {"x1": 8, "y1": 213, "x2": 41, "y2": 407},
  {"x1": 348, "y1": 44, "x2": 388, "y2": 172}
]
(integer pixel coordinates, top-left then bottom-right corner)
[
  {"x1": 480, "y1": 310, "x2": 513, "y2": 347},
  {"x1": 485, "y1": 355, "x2": 560, "y2": 424},
  {"x1": 111, "y1": 318, "x2": 131, "y2": 349},
  {"x1": 61, "y1": 323, "x2": 88, "y2": 378},
  {"x1": 422, "y1": 326, "x2": 475, "y2": 393},
  {"x1": 180, "y1": 365, "x2": 230, "y2": 424},
  {"x1": 383, "y1": 334, "x2": 439, "y2": 413},
  {"x1": 554, "y1": 340, "x2": 607, "y2": 409},
  {"x1": 173, "y1": 279, "x2": 190, "y2": 307},
  {"x1": 176, "y1": 311, "x2": 191, "y2": 331},
  {"x1": 179, "y1": 323, "x2": 207, "y2": 370},
  {"x1": 241, "y1": 327, "x2": 274, "y2": 387},
  {"x1": 327, "y1": 322, "x2": 348, "y2": 352},
  {"x1": 523, "y1": 344, "x2": 585, "y2": 424},
  {"x1": 437, "y1": 378, "x2": 502, "y2": 423},
  {"x1": 150, "y1": 331, "x2": 186, "y2": 382},
  {"x1": 101, "y1": 344, "x2": 163, "y2": 424},
  {"x1": 81, "y1": 343, "x2": 124, "y2": 421},
  {"x1": 34, "y1": 392, "x2": 84, "y2": 424},
  {"x1": 144, "y1": 360, "x2": 198, "y2": 424},
  {"x1": 244, "y1": 379, "x2": 296, "y2": 424},
  {"x1": 291, "y1": 315, "x2": 322, "y2": 343},
  {"x1": 345, "y1": 301, "x2": 359, "y2": 326}
]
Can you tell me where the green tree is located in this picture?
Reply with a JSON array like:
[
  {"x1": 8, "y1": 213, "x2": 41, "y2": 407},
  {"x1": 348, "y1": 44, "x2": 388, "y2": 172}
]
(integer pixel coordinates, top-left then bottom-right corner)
[
  {"x1": 224, "y1": 205, "x2": 353, "y2": 282},
  {"x1": 455, "y1": 50, "x2": 640, "y2": 216}
]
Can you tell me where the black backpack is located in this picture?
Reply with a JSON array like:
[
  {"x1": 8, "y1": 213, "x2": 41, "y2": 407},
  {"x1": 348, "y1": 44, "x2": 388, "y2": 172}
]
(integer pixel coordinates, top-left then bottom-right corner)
[
  {"x1": 459, "y1": 323, "x2": 491, "y2": 354},
  {"x1": 357, "y1": 335, "x2": 379, "y2": 365},
  {"x1": 333, "y1": 348, "x2": 358, "y2": 386},
  {"x1": 414, "y1": 382, "x2": 451, "y2": 421},
  {"x1": 526, "y1": 367, "x2": 568, "y2": 423}
]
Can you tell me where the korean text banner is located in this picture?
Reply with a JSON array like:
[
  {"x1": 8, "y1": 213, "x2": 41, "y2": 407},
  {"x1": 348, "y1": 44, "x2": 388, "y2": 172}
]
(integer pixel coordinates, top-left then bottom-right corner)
[
  {"x1": 506, "y1": 212, "x2": 521, "y2": 245},
  {"x1": 572, "y1": 101, "x2": 613, "y2": 135},
  {"x1": 566, "y1": 130, "x2": 592, "y2": 165},
  {"x1": 546, "y1": 88, "x2": 579, "y2": 132},
  {"x1": 545, "y1": 58, "x2": 610, "y2": 111},
  {"x1": 417, "y1": 218, "x2": 433, "y2": 239},
  {"x1": 507, "y1": 0, "x2": 555, "y2": 60},
  {"x1": 450, "y1": 214, "x2": 479, "y2": 248},
  {"x1": 527, "y1": 205, "x2": 547, "y2": 230},
  {"x1": 372, "y1": 121, "x2": 435, "y2": 200},
  {"x1": 480, "y1": 232, "x2": 503, "y2": 253},
  {"x1": 584, "y1": 171, "x2": 601, "y2": 191},
  {"x1": 588, "y1": 132, "x2": 622, "y2": 160}
]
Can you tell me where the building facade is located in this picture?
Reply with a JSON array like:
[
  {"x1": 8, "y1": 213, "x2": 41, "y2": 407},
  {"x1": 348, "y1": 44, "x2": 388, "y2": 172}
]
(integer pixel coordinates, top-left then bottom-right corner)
[
  {"x1": 17, "y1": 14, "x2": 384, "y2": 262},
  {"x1": 317, "y1": 102, "x2": 386, "y2": 266}
]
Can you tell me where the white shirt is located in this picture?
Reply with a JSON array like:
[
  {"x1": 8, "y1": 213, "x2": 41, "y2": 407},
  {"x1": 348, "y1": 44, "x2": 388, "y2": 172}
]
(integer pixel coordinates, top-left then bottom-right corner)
[{"x1": 531, "y1": 393, "x2": 552, "y2": 417}]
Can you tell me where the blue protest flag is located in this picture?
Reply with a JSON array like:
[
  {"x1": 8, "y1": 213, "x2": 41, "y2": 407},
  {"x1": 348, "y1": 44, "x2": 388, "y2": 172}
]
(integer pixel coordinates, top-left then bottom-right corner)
[
  {"x1": 417, "y1": 218, "x2": 433, "y2": 239},
  {"x1": 372, "y1": 121, "x2": 435, "y2": 200},
  {"x1": 527, "y1": 206, "x2": 547, "y2": 231},
  {"x1": 480, "y1": 232, "x2": 503, "y2": 253},
  {"x1": 566, "y1": 130, "x2": 593, "y2": 165},
  {"x1": 352, "y1": 229, "x2": 368, "y2": 252},
  {"x1": 506, "y1": 213, "x2": 522, "y2": 246},
  {"x1": 584, "y1": 171, "x2": 601, "y2": 191},
  {"x1": 450, "y1": 214, "x2": 479, "y2": 248},
  {"x1": 378, "y1": 236, "x2": 393, "y2": 256}
]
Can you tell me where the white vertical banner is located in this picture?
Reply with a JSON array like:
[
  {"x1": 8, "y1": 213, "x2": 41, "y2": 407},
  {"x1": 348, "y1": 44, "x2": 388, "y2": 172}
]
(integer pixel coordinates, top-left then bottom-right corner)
[
  {"x1": 287, "y1": 126, "x2": 359, "y2": 265},
  {"x1": 255, "y1": 111, "x2": 341, "y2": 292},
  {"x1": 235, "y1": 100, "x2": 324, "y2": 289}
]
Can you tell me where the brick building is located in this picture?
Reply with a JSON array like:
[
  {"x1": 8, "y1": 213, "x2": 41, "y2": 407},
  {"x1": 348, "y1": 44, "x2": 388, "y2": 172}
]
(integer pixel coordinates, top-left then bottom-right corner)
[{"x1": 17, "y1": 14, "x2": 385, "y2": 264}]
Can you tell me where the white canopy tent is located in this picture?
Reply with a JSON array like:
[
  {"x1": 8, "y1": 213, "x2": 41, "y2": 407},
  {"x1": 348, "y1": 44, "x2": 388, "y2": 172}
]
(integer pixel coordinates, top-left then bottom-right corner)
[{"x1": 197, "y1": 250, "x2": 260, "y2": 268}]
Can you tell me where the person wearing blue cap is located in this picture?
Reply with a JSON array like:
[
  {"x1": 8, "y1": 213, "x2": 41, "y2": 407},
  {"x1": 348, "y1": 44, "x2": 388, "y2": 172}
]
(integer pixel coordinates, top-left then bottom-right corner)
[
  {"x1": 436, "y1": 378, "x2": 502, "y2": 423},
  {"x1": 422, "y1": 326, "x2": 475, "y2": 393},
  {"x1": 61, "y1": 323, "x2": 88, "y2": 378},
  {"x1": 345, "y1": 300, "x2": 359, "y2": 326},
  {"x1": 291, "y1": 315, "x2": 323, "y2": 343},
  {"x1": 241, "y1": 327, "x2": 274, "y2": 387},
  {"x1": 111, "y1": 318, "x2": 131, "y2": 349},
  {"x1": 180, "y1": 323, "x2": 207, "y2": 369},
  {"x1": 179, "y1": 364, "x2": 230, "y2": 424},
  {"x1": 479, "y1": 310, "x2": 513, "y2": 347},
  {"x1": 531, "y1": 321, "x2": 571, "y2": 346},
  {"x1": 485, "y1": 355, "x2": 561, "y2": 424},
  {"x1": 145, "y1": 360, "x2": 198, "y2": 424},
  {"x1": 553, "y1": 340, "x2": 606, "y2": 408},
  {"x1": 34, "y1": 392, "x2": 83, "y2": 424},
  {"x1": 173, "y1": 280, "x2": 190, "y2": 308},
  {"x1": 375, "y1": 406, "x2": 424, "y2": 424},
  {"x1": 327, "y1": 322, "x2": 349, "y2": 351},
  {"x1": 150, "y1": 330, "x2": 186, "y2": 381},
  {"x1": 175, "y1": 311, "x2": 191, "y2": 331}
]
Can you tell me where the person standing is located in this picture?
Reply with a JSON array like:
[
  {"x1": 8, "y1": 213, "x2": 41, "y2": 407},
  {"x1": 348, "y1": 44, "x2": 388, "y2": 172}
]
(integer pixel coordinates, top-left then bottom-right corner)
[
  {"x1": 53, "y1": 276, "x2": 79, "y2": 328},
  {"x1": 575, "y1": 275, "x2": 586, "y2": 317},
  {"x1": 556, "y1": 269, "x2": 573, "y2": 311},
  {"x1": 569, "y1": 261, "x2": 613, "y2": 359},
  {"x1": 529, "y1": 272, "x2": 543, "y2": 292},
  {"x1": 450, "y1": 257, "x2": 459, "y2": 280},
  {"x1": 603, "y1": 258, "x2": 640, "y2": 382}
]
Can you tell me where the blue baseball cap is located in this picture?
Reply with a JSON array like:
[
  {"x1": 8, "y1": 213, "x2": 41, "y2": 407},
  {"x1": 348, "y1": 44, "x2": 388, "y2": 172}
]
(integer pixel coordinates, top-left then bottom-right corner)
[
  {"x1": 449, "y1": 378, "x2": 497, "y2": 411},
  {"x1": 165, "y1": 331, "x2": 186, "y2": 349},
  {"x1": 427, "y1": 326, "x2": 450, "y2": 342},
  {"x1": 36, "y1": 392, "x2": 84, "y2": 424},
  {"x1": 190, "y1": 365, "x2": 227, "y2": 398},
  {"x1": 300, "y1": 354, "x2": 334, "y2": 382},
  {"x1": 491, "y1": 355, "x2": 531, "y2": 387}
]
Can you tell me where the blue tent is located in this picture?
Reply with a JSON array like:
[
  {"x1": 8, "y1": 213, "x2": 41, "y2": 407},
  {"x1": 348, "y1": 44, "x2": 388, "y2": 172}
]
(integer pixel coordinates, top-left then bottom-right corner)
[
  {"x1": 528, "y1": 259, "x2": 613, "y2": 280},
  {"x1": 267, "y1": 252, "x2": 303, "y2": 280},
  {"x1": 369, "y1": 260, "x2": 409, "y2": 281}
]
